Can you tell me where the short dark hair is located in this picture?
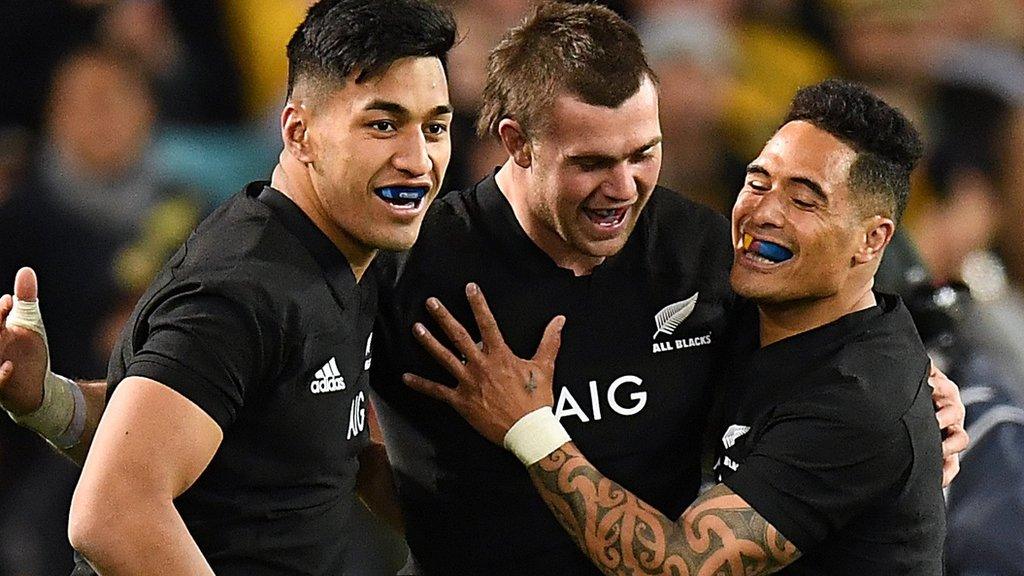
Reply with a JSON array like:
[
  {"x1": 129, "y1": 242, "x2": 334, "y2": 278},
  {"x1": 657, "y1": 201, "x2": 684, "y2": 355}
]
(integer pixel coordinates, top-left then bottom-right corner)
[
  {"x1": 286, "y1": 0, "x2": 457, "y2": 99},
  {"x1": 784, "y1": 79, "x2": 924, "y2": 223},
  {"x1": 477, "y1": 2, "x2": 656, "y2": 139}
]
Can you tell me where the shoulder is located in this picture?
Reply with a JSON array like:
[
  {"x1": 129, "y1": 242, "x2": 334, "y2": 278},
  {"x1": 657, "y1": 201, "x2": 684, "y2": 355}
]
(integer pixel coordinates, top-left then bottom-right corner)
[
  {"x1": 624, "y1": 188, "x2": 734, "y2": 304},
  {"x1": 419, "y1": 187, "x2": 478, "y2": 243},
  {"x1": 643, "y1": 186, "x2": 731, "y2": 237},
  {"x1": 831, "y1": 299, "x2": 931, "y2": 423},
  {"x1": 141, "y1": 191, "x2": 319, "y2": 326},
  {"x1": 398, "y1": 186, "x2": 484, "y2": 272},
  {"x1": 784, "y1": 361, "x2": 929, "y2": 438},
  {"x1": 639, "y1": 188, "x2": 732, "y2": 263}
]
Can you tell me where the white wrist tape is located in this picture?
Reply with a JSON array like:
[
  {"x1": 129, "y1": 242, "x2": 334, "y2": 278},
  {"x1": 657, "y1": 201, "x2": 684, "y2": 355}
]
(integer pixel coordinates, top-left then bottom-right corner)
[
  {"x1": 503, "y1": 407, "x2": 571, "y2": 466},
  {"x1": 4, "y1": 296, "x2": 86, "y2": 449}
]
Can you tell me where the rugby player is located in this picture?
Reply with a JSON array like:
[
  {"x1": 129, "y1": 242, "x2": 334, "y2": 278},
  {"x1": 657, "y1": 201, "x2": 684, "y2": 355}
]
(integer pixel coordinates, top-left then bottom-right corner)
[
  {"x1": 2, "y1": 3, "x2": 964, "y2": 574},
  {"x1": 0, "y1": 0, "x2": 455, "y2": 573},
  {"x1": 406, "y1": 79, "x2": 947, "y2": 575},
  {"x1": 370, "y1": 4, "x2": 963, "y2": 574}
]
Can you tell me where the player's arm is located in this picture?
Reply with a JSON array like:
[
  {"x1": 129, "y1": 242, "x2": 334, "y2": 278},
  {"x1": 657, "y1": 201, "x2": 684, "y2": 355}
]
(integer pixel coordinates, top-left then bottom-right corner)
[
  {"x1": 402, "y1": 284, "x2": 801, "y2": 575},
  {"x1": 530, "y1": 445, "x2": 798, "y2": 575},
  {"x1": 0, "y1": 267, "x2": 108, "y2": 464},
  {"x1": 69, "y1": 376, "x2": 221, "y2": 575},
  {"x1": 355, "y1": 400, "x2": 404, "y2": 533}
]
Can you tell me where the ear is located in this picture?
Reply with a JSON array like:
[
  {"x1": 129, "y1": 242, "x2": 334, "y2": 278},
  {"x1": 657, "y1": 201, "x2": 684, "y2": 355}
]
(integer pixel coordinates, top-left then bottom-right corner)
[
  {"x1": 854, "y1": 216, "x2": 895, "y2": 264},
  {"x1": 281, "y1": 100, "x2": 315, "y2": 165},
  {"x1": 497, "y1": 118, "x2": 532, "y2": 168}
]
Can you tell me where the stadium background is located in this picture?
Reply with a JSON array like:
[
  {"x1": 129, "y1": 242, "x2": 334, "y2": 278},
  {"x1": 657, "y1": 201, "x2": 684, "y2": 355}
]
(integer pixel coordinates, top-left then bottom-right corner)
[{"x1": 1, "y1": 0, "x2": 1022, "y2": 574}]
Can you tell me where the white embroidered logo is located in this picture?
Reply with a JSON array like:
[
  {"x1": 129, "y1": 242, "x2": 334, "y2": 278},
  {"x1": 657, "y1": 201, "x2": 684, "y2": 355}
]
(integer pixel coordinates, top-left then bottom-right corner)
[
  {"x1": 716, "y1": 424, "x2": 751, "y2": 473},
  {"x1": 553, "y1": 375, "x2": 648, "y2": 423},
  {"x1": 653, "y1": 293, "x2": 699, "y2": 339},
  {"x1": 347, "y1": 391, "x2": 366, "y2": 439},
  {"x1": 310, "y1": 357, "x2": 346, "y2": 394},
  {"x1": 363, "y1": 332, "x2": 373, "y2": 371},
  {"x1": 721, "y1": 424, "x2": 750, "y2": 449}
]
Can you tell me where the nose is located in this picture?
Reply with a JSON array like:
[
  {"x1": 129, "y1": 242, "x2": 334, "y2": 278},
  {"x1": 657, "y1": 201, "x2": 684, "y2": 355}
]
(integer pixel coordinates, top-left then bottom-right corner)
[
  {"x1": 392, "y1": 130, "x2": 431, "y2": 177},
  {"x1": 602, "y1": 162, "x2": 639, "y2": 202},
  {"x1": 746, "y1": 187, "x2": 788, "y2": 229}
]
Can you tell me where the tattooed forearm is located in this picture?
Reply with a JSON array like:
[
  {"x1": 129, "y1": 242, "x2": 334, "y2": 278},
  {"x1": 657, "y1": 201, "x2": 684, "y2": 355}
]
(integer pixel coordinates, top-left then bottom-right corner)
[{"x1": 528, "y1": 445, "x2": 800, "y2": 576}]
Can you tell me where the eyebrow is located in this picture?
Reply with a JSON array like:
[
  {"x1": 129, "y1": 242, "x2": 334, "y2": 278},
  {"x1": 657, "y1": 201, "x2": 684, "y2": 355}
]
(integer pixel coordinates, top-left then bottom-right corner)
[
  {"x1": 364, "y1": 100, "x2": 453, "y2": 118},
  {"x1": 746, "y1": 163, "x2": 828, "y2": 202},
  {"x1": 568, "y1": 136, "x2": 663, "y2": 164}
]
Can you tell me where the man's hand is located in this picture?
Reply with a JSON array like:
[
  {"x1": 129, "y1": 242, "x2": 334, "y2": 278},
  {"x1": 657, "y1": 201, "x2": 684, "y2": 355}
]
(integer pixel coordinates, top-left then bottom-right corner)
[
  {"x1": 402, "y1": 283, "x2": 565, "y2": 445},
  {"x1": 0, "y1": 268, "x2": 49, "y2": 415},
  {"x1": 929, "y1": 362, "x2": 968, "y2": 487}
]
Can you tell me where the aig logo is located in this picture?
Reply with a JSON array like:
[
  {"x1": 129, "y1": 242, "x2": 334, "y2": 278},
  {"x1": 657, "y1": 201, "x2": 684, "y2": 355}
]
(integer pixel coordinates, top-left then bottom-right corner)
[
  {"x1": 554, "y1": 375, "x2": 647, "y2": 423},
  {"x1": 346, "y1": 391, "x2": 366, "y2": 440}
]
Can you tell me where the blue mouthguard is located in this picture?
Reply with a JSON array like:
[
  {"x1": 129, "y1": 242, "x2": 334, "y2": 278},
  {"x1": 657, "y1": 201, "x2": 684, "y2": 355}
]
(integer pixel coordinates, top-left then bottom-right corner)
[
  {"x1": 755, "y1": 240, "x2": 793, "y2": 262},
  {"x1": 376, "y1": 186, "x2": 428, "y2": 201}
]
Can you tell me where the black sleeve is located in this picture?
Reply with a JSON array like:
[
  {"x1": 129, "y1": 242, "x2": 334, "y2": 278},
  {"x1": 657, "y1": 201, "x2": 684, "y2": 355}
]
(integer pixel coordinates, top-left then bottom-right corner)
[
  {"x1": 123, "y1": 290, "x2": 281, "y2": 430},
  {"x1": 722, "y1": 386, "x2": 912, "y2": 552}
]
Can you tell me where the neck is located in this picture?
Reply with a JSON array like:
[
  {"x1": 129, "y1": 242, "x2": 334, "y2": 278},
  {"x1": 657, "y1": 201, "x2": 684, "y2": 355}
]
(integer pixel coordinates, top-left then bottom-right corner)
[
  {"x1": 495, "y1": 160, "x2": 603, "y2": 276},
  {"x1": 757, "y1": 282, "x2": 877, "y2": 347},
  {"x1": 271, "y1": 151, "x2": 376, "y2": 281}
]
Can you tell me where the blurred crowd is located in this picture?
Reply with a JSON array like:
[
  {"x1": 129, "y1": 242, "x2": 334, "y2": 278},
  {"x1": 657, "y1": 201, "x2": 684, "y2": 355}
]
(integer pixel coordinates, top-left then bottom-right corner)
[{"x1": 1, "y1": 0, "x2": 1023, "y2": 574}]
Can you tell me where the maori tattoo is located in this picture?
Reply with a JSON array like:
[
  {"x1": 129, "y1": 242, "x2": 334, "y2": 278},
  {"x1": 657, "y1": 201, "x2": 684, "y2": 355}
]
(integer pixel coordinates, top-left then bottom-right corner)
[{"x1": 529, "y1": 445, "x2": 801, "y2": 576}]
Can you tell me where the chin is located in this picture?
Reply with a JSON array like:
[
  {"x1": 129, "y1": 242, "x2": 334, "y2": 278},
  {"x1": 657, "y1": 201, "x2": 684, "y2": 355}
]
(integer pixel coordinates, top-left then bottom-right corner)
[
  {"x1": 368, "y1": 227, "x2": 421, "y2": 252},
  {"x1": 581, "y1": 235, "x2": 631, "y2": 258},
  {"x1": 370, "y1": 236, "x2": 416, "y2": 252},
  {"x1": 730, "y1": 270, "x2": 774, "y2": 301}
]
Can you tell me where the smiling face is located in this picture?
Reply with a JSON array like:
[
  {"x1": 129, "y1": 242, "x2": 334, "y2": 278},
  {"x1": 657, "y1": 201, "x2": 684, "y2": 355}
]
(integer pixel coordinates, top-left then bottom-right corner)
[
  {"x1": 293, "y1": 56, "x2": 452, "y2": 254},
  {"x1": 730, "y1": 120, "x2": 885, "y2": 305},
  {"x1": 515, "y1": 77, "x2": 662, "y2": 272}
]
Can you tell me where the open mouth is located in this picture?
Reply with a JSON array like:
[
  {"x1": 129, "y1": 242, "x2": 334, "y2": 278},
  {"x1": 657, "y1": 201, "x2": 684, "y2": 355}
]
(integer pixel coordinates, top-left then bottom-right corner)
[
  {"x1": 742, "y1": 233, "x2": 793, "y2": 264},
  {"x1": 374, "y1": 186, "x2": 429, "y2": 210},
  {"x1": 583, "y1": 206, "x2": 629, "y2": 228}
]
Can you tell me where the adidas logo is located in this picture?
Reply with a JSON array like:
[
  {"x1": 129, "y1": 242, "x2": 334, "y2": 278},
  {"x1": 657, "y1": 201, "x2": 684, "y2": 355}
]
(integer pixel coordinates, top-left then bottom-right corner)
[{"x1": 310, "y1": 357, "x2": 346, "y2": 394}]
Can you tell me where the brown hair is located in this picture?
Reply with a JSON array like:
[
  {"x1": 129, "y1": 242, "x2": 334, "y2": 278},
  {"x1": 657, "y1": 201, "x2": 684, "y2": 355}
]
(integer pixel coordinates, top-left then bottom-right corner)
[{"x1": 477, "y1": 2, "x2": 656, "y2": 139}]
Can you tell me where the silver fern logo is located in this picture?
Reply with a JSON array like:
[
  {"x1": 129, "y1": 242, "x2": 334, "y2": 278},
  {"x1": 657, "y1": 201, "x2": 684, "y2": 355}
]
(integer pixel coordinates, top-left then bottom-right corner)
[{"x1": 653, "y1": 293, "x2": 699, "y2": 339}]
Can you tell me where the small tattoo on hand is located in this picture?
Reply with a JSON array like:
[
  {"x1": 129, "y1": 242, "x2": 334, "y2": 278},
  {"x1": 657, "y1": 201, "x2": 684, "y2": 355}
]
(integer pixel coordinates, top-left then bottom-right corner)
[{"x1": 526, "y1": 370, "x2": 537, "y2": 393}]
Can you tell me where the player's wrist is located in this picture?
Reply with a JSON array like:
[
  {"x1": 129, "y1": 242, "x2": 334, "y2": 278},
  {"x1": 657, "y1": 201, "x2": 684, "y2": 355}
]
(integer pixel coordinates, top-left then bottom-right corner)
[
  {"x1": 503, "y1": 406, "x2": 571, "y2": 466},
  {"x1": 3, "y1": 295, "x2": 87, "y2": 449},
  {"x1": 9, "y1": 371, "x2": 87, "y2": 449}
]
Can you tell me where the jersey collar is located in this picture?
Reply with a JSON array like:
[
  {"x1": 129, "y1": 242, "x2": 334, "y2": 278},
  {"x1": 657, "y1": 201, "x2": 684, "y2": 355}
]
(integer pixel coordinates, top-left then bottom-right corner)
[
  {"x1": 253, "y1": 182, "x2": 358, "y2": 307},
  {"x1": 744, "y1": 293, "x2": 899, "y2": 390},
  {"x1": 474, "y1": 173, "x2": 596, "y2": 280}
]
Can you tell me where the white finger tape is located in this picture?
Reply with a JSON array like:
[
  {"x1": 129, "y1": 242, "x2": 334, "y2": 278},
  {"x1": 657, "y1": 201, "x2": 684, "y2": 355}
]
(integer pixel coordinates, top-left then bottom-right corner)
[
  {"x1": 4, "y1": 297, "x2": 85, "y2": 449},
  {"x1": 7, "y1": 296, "x2": 47, "y2": 338}
]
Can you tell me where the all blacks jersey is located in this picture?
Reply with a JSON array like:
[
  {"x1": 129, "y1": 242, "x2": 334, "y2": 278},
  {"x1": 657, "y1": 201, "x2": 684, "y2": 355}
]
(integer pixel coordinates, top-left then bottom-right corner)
[
  {"x1": 107, "y1": 182, "x2": 375, "y2": 574},
  {"x1": 372, "y1": 174, "x2": 736, "y2": 574}
]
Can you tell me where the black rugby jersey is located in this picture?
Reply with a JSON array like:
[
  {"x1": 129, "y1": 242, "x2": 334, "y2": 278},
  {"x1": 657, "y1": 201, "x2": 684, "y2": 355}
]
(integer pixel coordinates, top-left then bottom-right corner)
[
  {"x1": 106, "y1": 182, "x2": 375, "y2": 575},
  {"x1": 714, "y1": 294, "x2": 945, "y2": 575},
  {"x1": 372, "y1": 174, "x2": 736, "y2": 574}
]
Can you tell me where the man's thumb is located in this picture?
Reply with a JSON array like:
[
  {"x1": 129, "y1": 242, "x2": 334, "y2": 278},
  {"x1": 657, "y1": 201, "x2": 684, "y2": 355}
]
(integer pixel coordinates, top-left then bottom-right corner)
[{"x1": 13, "y1": 267, "x2": 38, "y2": 302}]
